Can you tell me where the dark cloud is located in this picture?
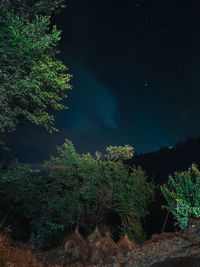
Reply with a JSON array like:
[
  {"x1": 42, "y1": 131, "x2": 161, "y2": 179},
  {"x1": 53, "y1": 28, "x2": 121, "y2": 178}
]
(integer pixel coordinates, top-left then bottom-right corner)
[{"x1": 61, "y1": 65, "x2": 118, "y2": 132}]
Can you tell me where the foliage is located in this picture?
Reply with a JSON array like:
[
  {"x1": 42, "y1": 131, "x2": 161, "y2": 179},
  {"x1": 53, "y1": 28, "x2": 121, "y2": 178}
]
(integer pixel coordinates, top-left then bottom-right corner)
[
  {"x1": 0, "y1": 3, "x2": 71, "y2": 144},
  {"x1": 44, "y1": 140, "x2": 123, "y2": 232},
  {"x1": 160, "y1": 163, "x2": 200, "y2": 229},
  {"x1": 0, "y1": 165, "x2": 65, "y2": 248},
  {"x1": 113, "y1": 166, "x2": 155, "y2": 242},
  {"x1": 30, "y1": 221, "x2": 64, "y2": 249},
  {"x1": 45, "y1": 139, "x2": 155, "y2": 243},
  {"x1": 0, "y1": 0, "x2": 66, "y2": 17},
  {"x1": 105, "y1": 144, "x2": 134, "y2": 161},
  {"x1": 0, "y1": 140, "x2": 155, "y2": 248},
  {"x1": 0, "y1": 143, "x2": 19, "y2": 171}
]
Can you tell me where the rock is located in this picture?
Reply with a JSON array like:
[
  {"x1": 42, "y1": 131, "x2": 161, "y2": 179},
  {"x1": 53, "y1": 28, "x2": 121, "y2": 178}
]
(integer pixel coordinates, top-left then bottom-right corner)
[
  {"x1": 181, "y1": 217, "x2": 200, "y2": 245},
  {"x1": 106, "y1": 218, "x2": 200, "y2": 266},
  {"x1": 59, "y1": 218, "x2": 200, "y2": 266},
  {"x1": 151, "y1": 256, "x2": 200, "y2": 267}
]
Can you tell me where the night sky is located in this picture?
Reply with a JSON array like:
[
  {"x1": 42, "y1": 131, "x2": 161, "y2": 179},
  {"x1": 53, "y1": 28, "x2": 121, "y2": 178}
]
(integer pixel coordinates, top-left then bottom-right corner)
[{"x1": 8, "y1": 0, "x2": 200, "y2": 163}]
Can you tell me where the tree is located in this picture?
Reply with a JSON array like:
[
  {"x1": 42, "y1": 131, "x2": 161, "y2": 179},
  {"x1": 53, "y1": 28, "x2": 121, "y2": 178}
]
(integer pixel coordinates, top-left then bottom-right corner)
[
  {"x1": 0, "y1": 0, "x2": 66, "y2": 17},
  {"x1": 105, "y1": 144, "x2": 134, "y2": 162},
  {"x1": 0, "y1": 1, "x2": 72, "y2": 144},
  {"x1": 0, "y1": 139, "x2": 155, "y2": 248},
  {"x1": 45, "y1": 139, "x2": 155, "y2": 243}
]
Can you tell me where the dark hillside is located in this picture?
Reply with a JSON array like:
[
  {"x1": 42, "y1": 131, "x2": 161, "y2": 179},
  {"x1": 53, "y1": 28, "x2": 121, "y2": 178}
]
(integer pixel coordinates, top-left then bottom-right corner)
[
  {"x1": 126, "y1": 137, "x2": 200, "y2": 185},
  {"x1": 125, "y1": 137, "x2": 200, "y2": 236}
]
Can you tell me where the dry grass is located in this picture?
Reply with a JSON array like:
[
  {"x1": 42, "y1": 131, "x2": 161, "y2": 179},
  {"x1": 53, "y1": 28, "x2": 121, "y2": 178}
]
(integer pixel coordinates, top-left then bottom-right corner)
[
  {"x1": 117, "y1": 233, "x2": 135, "y2": 250},
  {"x1": 90, "y1": 231, "x2": 118, "y2": 264},
  {"x1": 86, "y1": 226, "x2": 102, "y2": 247},
  {"x1": 0, "y1": 229, "x2": 60, "y2": 267},
  {"x1": 0, "y1": 227, "x2": 136, "y2": 266},
  {"x1": 63, "y1": 227, "x2": 90, "y2": 263}
]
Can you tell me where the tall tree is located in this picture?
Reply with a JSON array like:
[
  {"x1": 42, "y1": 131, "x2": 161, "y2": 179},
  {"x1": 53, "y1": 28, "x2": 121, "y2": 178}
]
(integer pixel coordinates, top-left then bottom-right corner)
[
  {"x1": 0, "y1": 0, "x2": 66, "y2": 17},
  {"x1": 0, "y1": 0, "x2": 71, "y2": 144}
]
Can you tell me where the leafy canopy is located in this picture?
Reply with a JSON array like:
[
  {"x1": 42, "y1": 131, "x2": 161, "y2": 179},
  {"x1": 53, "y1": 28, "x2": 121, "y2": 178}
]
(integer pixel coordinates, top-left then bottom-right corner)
[
  {"x1": 0, "y1": 139, "x2": 155, "y2": 248},
  {"x1": 0, "y1": 0, "x2": 66, "y2": 17},
  {"x1": 161, "y1": 163, "x2": 200, "y2": 229},
  {"x1": 0, "y1": 2, "x2": 72, "y2": 143},
  {"x1": 105, "y1": 144, "x2": 134, "y2": 161},
  {"x1": 45, "y1": 139, "x2": 155, "y2": 243}
]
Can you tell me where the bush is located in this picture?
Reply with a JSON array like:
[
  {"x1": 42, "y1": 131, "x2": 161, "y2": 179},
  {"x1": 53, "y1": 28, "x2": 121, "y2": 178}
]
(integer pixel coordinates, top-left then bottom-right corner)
[
  {"x1": 45, "y1": 139, "x2": 155, "y2": 243},
  {"x1": 0, "y1": 139, "x2": 155, "y2": 248},
  {"x1": 0, "y1": 165, "x2": 65, "y2": 248},
  {"x1": 113, "y1": 166, "x2": 155, "y2": 242},
  {"x1": 30, "y1": 221, "x2": 64, "y2": 249},
  {"x1": 160, "y1": 163, "x2": 200, "y2": 229}
]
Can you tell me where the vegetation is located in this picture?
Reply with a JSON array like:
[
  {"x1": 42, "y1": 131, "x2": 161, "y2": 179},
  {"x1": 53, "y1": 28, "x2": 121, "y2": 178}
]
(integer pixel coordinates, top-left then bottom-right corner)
[
  {"x1": 105, "y1": 144, "x2": 134, "y2": 161},
  {"x1": 0, "y1": 228, "x2": 59, "y2": 267},
  {"x1": 45, "y1": 140, "x2": 155, "y2": 243},
  {"x1": 161, "y1": 163, "x2": 200, "y2": 229},
  {"x1": 0, "y1": 140, "x2": 155, "y2": 248},
  {"x1": 0, "y1": 164, "x2": 65, "y2": 248},
  {"x1": 1, "y1": 0, "x2": 199, "y2": 260},
  {"x1": 0, "y1": 0, "x2": 66, "y2": 17},
  {"x1": 0, "y1": 0, "x2": 154, "y2": 252},
  {"x1": 0, "y1": 0, "x2": 72, "y2": 144}
]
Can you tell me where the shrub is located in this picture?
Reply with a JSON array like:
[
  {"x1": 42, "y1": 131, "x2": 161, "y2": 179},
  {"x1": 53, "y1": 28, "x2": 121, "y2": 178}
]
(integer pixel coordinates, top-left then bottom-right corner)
[
  {"x1": 45, "y1": 139, "x2": 155, "y2": 243},
  {"x1": 0, "y1": 139, "x2": 155, "y2": 248},
  {"x1": 30, "y1": 221, "x2": 64, "y2": 249},
  {"x1": 0, "y1": 165, "x2": 65, "y2": 248},
  {"x1": 113, "y1": 166, "x2": 155, "y2": 242},
  {"x1": 160, "y1": 163, "x2": 200, "y2": 229}
]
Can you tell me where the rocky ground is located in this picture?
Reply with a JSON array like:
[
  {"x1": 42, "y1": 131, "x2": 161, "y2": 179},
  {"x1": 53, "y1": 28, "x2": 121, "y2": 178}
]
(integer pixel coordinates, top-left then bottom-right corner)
[{"x1": 31, "y1": 218, "x2": 200, "y2": 267}]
